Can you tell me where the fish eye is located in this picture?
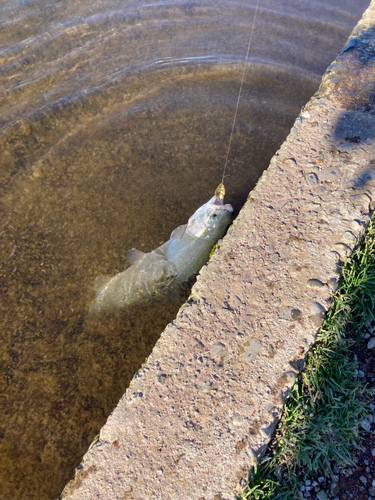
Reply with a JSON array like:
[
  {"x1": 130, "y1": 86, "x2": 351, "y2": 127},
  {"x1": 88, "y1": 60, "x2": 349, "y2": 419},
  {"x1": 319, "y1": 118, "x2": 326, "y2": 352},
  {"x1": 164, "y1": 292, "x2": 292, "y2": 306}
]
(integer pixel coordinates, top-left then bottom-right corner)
[{"x1": 211, "y1": 212, "x2": 219, "y2": 220}]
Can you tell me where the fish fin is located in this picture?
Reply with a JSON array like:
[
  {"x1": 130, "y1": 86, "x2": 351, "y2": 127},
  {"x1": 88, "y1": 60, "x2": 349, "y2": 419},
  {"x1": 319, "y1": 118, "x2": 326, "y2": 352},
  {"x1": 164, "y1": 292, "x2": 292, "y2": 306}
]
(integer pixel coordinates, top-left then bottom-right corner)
[
  {"x1": 170, "y1": 224, "x2": 187, "y2": 240},
  {"x1": 126, "y1": 248, "x2": 145, "y2": 265},
  {"x1": 93, "y1": 275, "x2": 112, "y2": 296}
]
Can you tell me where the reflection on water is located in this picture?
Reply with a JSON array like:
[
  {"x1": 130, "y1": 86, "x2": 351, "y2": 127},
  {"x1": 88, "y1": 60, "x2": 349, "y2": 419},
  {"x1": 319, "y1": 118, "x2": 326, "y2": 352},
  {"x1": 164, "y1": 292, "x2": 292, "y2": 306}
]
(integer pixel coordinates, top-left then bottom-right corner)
[{"x1": 0, "y1": 0, "x2": 370, "y2": 498}]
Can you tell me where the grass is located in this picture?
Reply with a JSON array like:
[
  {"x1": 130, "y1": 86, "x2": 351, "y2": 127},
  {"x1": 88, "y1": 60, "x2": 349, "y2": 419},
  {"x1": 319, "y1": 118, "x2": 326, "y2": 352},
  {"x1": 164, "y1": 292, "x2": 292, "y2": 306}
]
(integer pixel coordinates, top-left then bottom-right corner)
[{"x1": 237, "y1": 215, "x2": 375, "y2": 500}]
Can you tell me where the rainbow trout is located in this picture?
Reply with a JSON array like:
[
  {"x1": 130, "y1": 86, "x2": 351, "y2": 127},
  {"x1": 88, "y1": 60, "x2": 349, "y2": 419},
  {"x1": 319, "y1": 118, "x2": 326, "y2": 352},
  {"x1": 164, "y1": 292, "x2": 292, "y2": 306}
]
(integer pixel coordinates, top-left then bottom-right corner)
[{"x1": 90, "y1": 190, "x2": 233, "y2": 313}]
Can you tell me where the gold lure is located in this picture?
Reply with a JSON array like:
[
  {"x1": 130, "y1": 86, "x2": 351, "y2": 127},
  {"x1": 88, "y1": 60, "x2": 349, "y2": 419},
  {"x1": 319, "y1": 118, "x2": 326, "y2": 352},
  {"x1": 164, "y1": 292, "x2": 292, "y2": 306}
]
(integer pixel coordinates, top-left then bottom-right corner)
[{"x1": 215, "y1": 183, "x2": 225, "y2": 200}]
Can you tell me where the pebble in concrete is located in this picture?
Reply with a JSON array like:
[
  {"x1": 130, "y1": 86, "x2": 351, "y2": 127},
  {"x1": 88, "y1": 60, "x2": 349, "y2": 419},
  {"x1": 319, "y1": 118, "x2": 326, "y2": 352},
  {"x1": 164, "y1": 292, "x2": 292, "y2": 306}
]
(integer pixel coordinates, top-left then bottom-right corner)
[{"x1": 61, "y1": 2, "x2": 375, "y2": 499}]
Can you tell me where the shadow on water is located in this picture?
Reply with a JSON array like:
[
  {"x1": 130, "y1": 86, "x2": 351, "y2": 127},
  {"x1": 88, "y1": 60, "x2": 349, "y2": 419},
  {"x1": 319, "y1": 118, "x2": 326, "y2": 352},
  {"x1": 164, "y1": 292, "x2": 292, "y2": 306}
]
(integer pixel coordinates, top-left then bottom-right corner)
[{"x1": 76, "y1": 284, "x2": 192, "y2": 429}]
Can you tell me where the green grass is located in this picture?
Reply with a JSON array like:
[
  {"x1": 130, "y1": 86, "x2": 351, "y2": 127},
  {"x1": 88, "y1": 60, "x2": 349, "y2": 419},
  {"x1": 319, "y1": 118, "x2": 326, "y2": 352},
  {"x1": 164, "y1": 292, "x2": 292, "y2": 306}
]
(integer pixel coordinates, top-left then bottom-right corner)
[{"x1": 238, "y1": 216, "x2": 375, "y2": 500}]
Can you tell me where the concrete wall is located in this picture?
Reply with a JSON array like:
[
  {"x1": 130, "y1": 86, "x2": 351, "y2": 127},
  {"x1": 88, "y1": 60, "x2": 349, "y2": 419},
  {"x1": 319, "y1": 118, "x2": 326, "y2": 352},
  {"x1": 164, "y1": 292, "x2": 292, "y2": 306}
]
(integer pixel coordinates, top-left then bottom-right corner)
[{"x1": 61, "y1": 2, "x2": 375, "y2": 499}]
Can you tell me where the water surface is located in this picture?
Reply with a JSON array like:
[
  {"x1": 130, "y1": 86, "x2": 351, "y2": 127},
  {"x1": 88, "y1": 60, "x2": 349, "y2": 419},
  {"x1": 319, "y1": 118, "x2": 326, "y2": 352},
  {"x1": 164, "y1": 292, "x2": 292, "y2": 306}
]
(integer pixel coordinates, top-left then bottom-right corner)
[{"x1": 0, "y1": 0, "x2": 369, "y2": 498}]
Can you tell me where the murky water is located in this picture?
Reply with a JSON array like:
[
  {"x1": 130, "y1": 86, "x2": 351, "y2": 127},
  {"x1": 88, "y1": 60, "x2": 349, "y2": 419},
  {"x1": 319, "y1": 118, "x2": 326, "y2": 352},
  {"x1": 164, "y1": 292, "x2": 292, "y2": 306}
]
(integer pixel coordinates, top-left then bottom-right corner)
[{"x1": 0, "y1": 0, "x2": 369, "y2": 498}]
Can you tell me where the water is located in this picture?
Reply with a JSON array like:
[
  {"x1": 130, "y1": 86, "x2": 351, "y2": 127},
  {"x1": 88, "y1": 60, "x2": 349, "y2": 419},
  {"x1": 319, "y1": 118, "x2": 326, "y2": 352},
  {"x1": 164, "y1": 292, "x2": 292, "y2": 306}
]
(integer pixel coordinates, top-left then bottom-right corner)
[{"x1": 0, "y1": 0, "x2": 369, "y2": 498}]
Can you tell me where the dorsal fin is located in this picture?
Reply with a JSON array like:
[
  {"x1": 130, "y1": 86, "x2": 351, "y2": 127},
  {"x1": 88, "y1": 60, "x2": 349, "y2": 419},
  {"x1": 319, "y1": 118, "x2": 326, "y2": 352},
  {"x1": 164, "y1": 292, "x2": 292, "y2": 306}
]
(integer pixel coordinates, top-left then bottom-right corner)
[
  {"x1": 170, "y1": 224, "x2": 187, "y2": 240},
  {"x1": 126, "y1": 248, "x2": 145, "y2": 265}
]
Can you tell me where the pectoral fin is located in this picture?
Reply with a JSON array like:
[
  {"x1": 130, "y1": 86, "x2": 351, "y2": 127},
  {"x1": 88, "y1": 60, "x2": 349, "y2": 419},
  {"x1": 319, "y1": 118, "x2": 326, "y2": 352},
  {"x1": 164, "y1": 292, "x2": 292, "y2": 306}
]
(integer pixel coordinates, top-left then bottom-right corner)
[
  {"x1": 93, "y1": 275, "x2": 112, "y2": 296},
  {"x1": 170, "y1": 224, "x2": 187, "y2": 240},
  {"x1": 126, "y1": 248, "x2": 145, "y2": 265}
]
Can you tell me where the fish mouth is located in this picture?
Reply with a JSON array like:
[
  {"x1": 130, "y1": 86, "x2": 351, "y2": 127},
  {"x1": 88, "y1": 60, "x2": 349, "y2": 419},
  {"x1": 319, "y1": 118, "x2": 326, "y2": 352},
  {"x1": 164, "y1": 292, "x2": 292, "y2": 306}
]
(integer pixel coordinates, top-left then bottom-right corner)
[
  {"x1": 213, "y1": 197, "x2": 233, "y2": 212},
  {"x1": 213, "y1": 197, "x2": 224, "y2": 206}
]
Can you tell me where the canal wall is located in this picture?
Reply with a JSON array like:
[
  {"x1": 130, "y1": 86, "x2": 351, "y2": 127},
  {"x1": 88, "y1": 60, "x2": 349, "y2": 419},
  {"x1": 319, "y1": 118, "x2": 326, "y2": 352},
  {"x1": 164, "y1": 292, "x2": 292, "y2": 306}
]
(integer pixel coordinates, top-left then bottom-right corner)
[{"x1": 61, "y1": 2, "x2": 375, "y2": 499}]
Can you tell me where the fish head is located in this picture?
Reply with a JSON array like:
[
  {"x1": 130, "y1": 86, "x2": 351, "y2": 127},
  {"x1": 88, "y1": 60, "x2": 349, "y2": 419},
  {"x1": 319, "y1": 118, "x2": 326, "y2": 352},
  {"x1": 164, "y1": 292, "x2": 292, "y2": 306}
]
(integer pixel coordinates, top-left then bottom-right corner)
[{"x1": 186, "y1": 195, "x2": 233, "y2": 240}]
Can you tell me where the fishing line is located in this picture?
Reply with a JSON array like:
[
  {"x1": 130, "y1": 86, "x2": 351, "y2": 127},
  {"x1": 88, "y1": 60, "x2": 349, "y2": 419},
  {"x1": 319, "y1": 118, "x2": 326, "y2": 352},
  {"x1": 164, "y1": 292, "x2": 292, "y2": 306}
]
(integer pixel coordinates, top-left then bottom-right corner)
[{"x1": 221, "y1": 0, "x2": 261, "y2": 185}]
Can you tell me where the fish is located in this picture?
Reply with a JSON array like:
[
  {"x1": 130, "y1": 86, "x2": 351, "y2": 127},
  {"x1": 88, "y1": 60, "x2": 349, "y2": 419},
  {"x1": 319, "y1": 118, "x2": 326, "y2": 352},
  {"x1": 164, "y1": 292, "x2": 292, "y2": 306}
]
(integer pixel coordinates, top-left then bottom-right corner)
[{"x1": 90, "y1": 190, "x2": 233, "y2": 314}]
